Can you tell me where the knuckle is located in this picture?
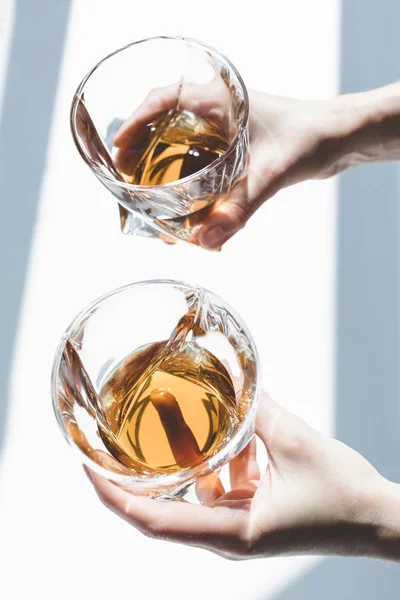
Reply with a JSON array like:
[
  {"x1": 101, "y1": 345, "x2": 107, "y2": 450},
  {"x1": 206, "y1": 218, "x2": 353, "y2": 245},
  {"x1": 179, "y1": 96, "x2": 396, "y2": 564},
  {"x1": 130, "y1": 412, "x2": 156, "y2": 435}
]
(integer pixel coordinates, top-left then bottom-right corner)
[
  {"x1": 231, "y1": 517, "x2": 255, "y2": 558},
  {"x1": 263, "y1": 161, "x2": 287, "y2": 189},
  {"x1": 146, "y1": 86, "x2": 160, "y2": 100},
  {"x1": 144, "y1": 516, "x2": 166, "y2": 540},
  {"x1": 146, "y1": 87, "x2": 163, "y2": 109},
  {"x1": 143, "y1": 525, "x2": 158, "y2": 540},
  {"x1": 229, "y1": 202, "x2": 248, "y2": 230},
  {"x1": 96, "y1": 489, "x2": 114, "y2": 511},
  {"x1": 279, "y1": 425, "x2": 307, "y2": 459},
  {"x1": 223, "y1": 552, "x2": 246, "y2": 562},
  {"x1": 212, "y1": 538, "x2": 250, "y2": 561},
  {"x1": 134, "y1": 522, "x2": 158, "y2": 539}
]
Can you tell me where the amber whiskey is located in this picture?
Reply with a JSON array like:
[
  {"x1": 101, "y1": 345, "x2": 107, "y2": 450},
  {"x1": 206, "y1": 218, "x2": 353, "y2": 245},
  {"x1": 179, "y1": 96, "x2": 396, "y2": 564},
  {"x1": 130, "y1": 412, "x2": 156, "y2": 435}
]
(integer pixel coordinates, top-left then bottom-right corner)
[
  {"x1": 97, "y1": 339, "x2": 237, "y2": 474},
  {"x1": 118, "y1": 108, "x2": 229, "y2": 186}
]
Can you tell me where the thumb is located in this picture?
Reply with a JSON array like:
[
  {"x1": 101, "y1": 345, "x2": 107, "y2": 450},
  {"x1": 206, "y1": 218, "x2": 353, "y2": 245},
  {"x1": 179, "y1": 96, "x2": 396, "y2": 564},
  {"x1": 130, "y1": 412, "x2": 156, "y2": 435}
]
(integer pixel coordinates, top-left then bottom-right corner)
[
  {"x1": 194, "y1": 179, "x2": 250, "y2": 250},
  {"x1": 255, "y1": 392, "x2": 287, "y2": 451},
  {"x1": 194, "y1": 155, "x2": 285, "y2": 250},
  {"x1": 256, "y1": 392, "x2": 313, "y2": 469}
]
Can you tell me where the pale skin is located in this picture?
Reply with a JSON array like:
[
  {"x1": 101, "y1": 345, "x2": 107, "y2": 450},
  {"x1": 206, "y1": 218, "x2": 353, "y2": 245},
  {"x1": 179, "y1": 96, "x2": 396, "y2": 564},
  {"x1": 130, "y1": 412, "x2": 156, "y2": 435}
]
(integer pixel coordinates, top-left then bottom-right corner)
[
  {"x1": 114, "y1": 80, "x2": 400, "y2": 249},
  {"x1": 85, "y1": 82, "x2": 400, "y2": 561},
  {"x1": 86, "y1": 392, "x2": 400, "y2": 561}
]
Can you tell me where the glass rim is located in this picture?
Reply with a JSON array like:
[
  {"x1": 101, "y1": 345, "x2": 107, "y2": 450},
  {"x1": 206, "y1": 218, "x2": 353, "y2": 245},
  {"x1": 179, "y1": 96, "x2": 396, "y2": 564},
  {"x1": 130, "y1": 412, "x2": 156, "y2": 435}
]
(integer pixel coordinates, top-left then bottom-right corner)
[
  {"x1": 70, "y1": 35, "x2": 250, "y2": 193},
  {"x1": 51, "y1": 278, "x2": 261, "y2": 491}
]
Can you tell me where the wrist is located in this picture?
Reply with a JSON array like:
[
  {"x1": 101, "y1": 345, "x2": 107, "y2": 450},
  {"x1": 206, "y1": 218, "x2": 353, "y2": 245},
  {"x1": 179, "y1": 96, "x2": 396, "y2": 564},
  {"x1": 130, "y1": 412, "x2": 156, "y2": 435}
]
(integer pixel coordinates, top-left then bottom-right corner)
[
  {"x1": 370, "y1": 478, "x2": 400, "y2": 561},
  {"x1": 323, "y1": 473, "x2": 400, "y2": 561},
  {"x1": 326, "y1": 82, "x2": 400, "y2": 170}
]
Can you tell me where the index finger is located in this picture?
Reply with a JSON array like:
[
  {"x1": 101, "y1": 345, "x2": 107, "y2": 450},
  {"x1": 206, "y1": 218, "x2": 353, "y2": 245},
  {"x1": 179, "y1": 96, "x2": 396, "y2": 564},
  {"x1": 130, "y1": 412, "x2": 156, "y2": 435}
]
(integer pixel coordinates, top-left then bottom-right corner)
[
  {"x1": 87, "y1": 469, "x2": 244, "y2": 543},
  {"x1": 113, "y1": 83, "x2": 182, "y2": 149},
  {"x1": 229, "y1": 437, "x2": 260, "y2": 489},
  {"x1": 113, "y1": 76, "x2": 233, "y2": 149}
]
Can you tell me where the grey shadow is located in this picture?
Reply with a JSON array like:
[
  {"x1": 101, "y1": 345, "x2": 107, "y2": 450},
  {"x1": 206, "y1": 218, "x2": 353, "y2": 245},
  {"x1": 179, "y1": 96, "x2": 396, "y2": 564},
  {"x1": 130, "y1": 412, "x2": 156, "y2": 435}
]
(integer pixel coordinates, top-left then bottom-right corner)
[
  {"x1": 257, "y1": 1, "x2": 400, "y2": 598},
  {"x1": 0, "y1": 0, "x2": 72, "y2": 454}
]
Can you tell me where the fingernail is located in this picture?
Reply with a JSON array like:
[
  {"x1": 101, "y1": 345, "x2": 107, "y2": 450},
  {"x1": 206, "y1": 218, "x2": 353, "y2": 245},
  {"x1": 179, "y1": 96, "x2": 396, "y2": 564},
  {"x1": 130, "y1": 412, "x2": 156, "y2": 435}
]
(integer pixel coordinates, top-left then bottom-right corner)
[
  {"x1": 200, "y1": 226, "x2": 225, "y2": 250},
  {"x1": 83, "y1": 465, "x2": 93, "y2": 484},
  {"x1": 188, "y1": 224, "x2": 202, "y2": 242},
  {"x1": 190, "y1": 224, "x2": 202, "y2": 236}
]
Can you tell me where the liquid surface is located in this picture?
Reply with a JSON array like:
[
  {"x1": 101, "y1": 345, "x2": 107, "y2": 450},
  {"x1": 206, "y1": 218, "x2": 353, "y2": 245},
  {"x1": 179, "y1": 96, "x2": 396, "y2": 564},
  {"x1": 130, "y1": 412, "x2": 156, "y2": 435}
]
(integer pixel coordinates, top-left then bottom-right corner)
[
  {"x1": 98, "y1": 341, "x2": 237, "y2": 473},
  {"x1": 118, "y1": 109, "x2": 229, "y2": 186}
]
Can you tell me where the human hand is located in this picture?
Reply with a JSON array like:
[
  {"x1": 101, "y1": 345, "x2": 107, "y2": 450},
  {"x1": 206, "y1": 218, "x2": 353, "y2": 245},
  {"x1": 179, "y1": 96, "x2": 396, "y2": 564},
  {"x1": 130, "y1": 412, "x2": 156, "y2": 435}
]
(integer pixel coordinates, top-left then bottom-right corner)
[
  {"x1": 84, "y1": 392, "x2": 400, "y2": 561},
  {"x1": 113, "y1": 87, "x2": 355, "y2": 249},
  {"x1": 113, "y1": 81, "x2": 400, "y2": 249}
]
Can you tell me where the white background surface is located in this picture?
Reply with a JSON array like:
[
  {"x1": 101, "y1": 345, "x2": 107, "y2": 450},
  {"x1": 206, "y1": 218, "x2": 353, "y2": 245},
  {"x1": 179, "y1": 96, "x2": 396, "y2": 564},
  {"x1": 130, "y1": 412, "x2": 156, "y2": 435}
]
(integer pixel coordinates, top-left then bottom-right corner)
[{"x1": 0, "y1": 1, "x2": 339, "y2": 598}]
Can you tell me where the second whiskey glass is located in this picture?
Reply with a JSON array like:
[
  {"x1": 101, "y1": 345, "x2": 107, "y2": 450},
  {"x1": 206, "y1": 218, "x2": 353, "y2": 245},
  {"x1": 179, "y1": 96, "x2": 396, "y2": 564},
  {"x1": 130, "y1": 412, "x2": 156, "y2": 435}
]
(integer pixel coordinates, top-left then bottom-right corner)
[{"x1": 52, "y1": 280, "x2": 260, "y2": 499}]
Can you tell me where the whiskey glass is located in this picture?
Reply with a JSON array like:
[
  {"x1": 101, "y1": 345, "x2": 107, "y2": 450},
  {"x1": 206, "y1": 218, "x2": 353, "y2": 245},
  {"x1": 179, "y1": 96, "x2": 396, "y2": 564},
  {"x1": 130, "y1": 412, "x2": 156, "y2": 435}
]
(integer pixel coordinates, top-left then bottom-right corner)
[
  {"x1": 51, "y1": 280, "x2": 260, "y2": 498},
  {"x1": 70, "y1": 36, "x2": 249, "y2": 244}
]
